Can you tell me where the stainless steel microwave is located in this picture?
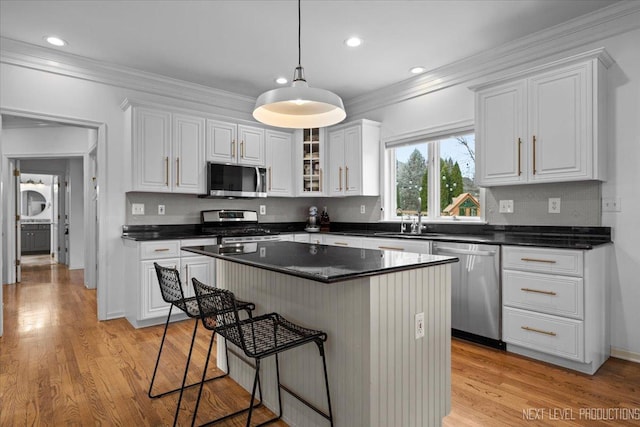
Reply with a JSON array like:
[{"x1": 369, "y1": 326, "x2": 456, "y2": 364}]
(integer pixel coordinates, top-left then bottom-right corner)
[{"x1": 205, "y1": 162, "x2": 267, "y2": 198}]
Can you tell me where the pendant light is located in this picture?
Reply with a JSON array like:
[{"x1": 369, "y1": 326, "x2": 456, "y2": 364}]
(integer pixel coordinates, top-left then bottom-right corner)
[{"x1": 253, "y1": 0, "x2": 346, "y2": 129}]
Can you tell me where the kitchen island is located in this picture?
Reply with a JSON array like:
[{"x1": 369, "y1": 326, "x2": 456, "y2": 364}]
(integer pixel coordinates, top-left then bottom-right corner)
[{"x1": 182, "y1": 241, "x2": 458, "y2": 427}]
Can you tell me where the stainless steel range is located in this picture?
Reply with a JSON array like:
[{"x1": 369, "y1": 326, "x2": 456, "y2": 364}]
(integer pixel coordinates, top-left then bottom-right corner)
[{"x1": 201, "y1": 209, "x2": 281, "y2": 244}]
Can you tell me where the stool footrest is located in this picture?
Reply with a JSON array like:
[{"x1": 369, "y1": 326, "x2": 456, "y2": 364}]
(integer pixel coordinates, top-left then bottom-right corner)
[{"x1": 280, "y1": 383, "x2": 333, "y2": 421}]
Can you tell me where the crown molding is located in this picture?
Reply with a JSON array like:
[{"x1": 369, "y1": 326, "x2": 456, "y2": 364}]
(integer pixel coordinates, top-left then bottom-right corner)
[
  {"x1": 0, "y1": 37, "x2": 256, "y2": 115},
  {"x1": 383, "y1": 119, "x2": 474, "y2": 147},
  {"x1": 345, "y1": 1, "x2": 640, "y2": 117}
]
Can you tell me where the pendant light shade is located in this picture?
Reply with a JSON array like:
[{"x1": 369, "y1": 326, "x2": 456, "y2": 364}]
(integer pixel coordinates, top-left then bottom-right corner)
[{"x1": 253, "y1": 0, "x2": 346, "y2": 129}]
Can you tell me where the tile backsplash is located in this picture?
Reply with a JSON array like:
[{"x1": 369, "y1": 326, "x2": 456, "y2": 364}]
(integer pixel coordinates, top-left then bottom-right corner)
[
  {"x1": 125, "y1": 193, "x2": 381, "y2": 225},
  {"x1": 485, "y1": 181, "x2": 601, "y2": 226}
]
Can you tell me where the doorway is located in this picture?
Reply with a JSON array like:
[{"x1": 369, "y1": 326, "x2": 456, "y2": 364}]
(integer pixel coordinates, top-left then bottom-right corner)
[{"x1": 1, "y1": 112, "x2": 103, "y2": 336}]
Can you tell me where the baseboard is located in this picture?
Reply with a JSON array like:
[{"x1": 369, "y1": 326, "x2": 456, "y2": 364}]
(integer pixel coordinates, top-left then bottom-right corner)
[{"x1": 611, "y1": 347, "x2": 640, "y2": 364}]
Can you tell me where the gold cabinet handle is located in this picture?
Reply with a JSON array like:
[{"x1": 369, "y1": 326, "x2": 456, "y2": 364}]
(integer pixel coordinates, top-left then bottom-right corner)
[
  {"x1": 345, "y1": 165, "x2": 349, "y2": 190},
  {"x1": 532, "y1": 135, "x2": 536, "y2": 174},
  {"x1": 517, "y1": 138, "x2": 522, "y2": 176},
  {"x1": 521, "y1": 287, "x2": 557, "y2": 296},
  {"x1": 165, "y1": 157, "x2": 169, "y2": 186},
  {"x1": 185, "y1": 264, "x2": 189, "y2": 285},
  {"x1": 319, "y1": 168, "x2": 323, "y2": 192},
  {"x1": 521, "y1": 326, "x2": 557, "y2": 336},
  {"x1": 231, "y1": 139, "x2": 236, "y2": 158},
  {"x1": 334, "y1": 242, "x2": 349, "y2": 246},
  {"x1": 338, "y1": 167, "x2": 343, "y2": 191},
  {"x1": 154, "y1": 248, "x2": 170, "y2": 252},
  {"x1": 240, "y1": 140, "x2": 245, "y2": 158},
  {"x1": 521, "y1": 257, "x2": 556, "y2": 264},
  {"x1": 378, "y1": 246, "x2": 405, "y2": 251},
  {"x1": 268, "y1": 167, "x2": 272, "y2": 191},
  {"x1": 176, "y1": 158, "x2": 180, "y2": 186}
]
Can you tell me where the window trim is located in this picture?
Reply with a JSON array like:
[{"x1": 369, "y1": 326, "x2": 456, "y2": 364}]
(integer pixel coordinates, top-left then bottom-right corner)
[{"x1": 382, "y1": 119, "x2": 485, "y2": 223}]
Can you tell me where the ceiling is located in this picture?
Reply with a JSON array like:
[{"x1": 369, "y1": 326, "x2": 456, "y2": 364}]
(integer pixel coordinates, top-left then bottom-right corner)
[{"x1": 0, "y1": 0, "x2": 621, "y2": 104}]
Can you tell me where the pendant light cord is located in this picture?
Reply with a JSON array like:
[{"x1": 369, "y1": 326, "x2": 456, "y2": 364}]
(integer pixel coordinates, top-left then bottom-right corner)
[{"x1": 298, "y1": 0, "x2": 301, "y2": 67}]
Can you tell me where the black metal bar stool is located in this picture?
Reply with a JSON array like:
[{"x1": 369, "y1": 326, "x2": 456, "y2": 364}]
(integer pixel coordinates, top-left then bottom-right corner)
[
  {"x1": 150, "y1": 263, "x2": 256, "y2": 426},
  {"x1": 191, "y1": 277, "x2": 334, "y2": 427}
]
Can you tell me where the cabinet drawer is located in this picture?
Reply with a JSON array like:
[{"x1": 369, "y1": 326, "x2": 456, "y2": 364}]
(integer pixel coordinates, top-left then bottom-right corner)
[
  {"x1": 502, "y1": 246, "x2": 583, "y2": 276},
  {"x1": 140, "y1": 240, "x2": 181, "y2": 259},
  {"x1": 503, "y1": 270, "x2": 583, "y2": 319},
  {"x1": 180, "y1": 238, "x2": 218, "y2": 257},
  {"x1": 503, "y1": 307, "x2": 584, "y2": 362}
]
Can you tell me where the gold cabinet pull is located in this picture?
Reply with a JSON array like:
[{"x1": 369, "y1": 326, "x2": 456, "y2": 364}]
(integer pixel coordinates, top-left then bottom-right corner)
[
  {"x1": 334, "y1": 242, "x2": 349, "y2": 246},
  {"x1": 521, "y1": 326, "x2": 557, "y2": 336},
  {"x1": 176, "y1": 158, "x2": 180, "y2": 186},
  {"x1": 517, "y1": 138, "x2": 522, "y2": 176},
  {"x1": 165, "y1": 157, "x2": 169, "y2": 186},
  {"x1": 521, "y1": 257, "x2": 556, "y2": 264},
  {"x1": 154, "y1": 248, "x2": 170, "y2": 252},
  {"x1": 338, "y1": 167, "x2": 343, "y2": 191},
  {"x1": 319, "y1": 168, "x2": 323, "y2": 192},
  {"x1": 185, "y1": 264, "x2": 189, "y2": 284},
  {"x1": 345, "y1": 165, "x2": 349, "y2": 190},
  {"x1": 378, "y1": 246, "x2": 405, "y2": 251},
  {"x1": 532, "y1": 135, "x2": 537, "y2": 174},
  {"x1": 521, "y1": 288, "x2": 557, "y2": 296},
  {"x1": 231, "y1": 139, "x2": 236, "y2": 158},
  {"x1": 268, "y1": 167, "x2": 272, "y2": 191},
  {"x1": 241, "y1": 140, "x2": 245, "y2": 158}
]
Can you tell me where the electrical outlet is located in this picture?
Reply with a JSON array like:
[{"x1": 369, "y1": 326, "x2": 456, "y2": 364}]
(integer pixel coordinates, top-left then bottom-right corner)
[
  {"x1": 499, "y1": 200, "x2": 514, "y2": 214},
  {"x1": 602, "y1": 197, "x2": 621, "y2": 212},
  {"x1": 158, "y1": 205, "x2": 165, "y2": 215},
  {"x1": 131, "y1": 203, "x2": 144, "y2": 215},
  {"x1": 548, "y1": 198, "x2": 561, "y2": 214},
  {"x1": 360, "y1": 205, "x2": 366, "y2": 214},
  {"x1": 259, "y1": 205, "x2": 266, "y2": 215},
  {"x1": 415, "y1": 312, "x2": 425, "y2": 340}
]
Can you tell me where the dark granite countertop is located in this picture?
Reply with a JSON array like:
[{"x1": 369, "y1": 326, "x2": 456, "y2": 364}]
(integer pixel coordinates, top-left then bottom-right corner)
[
  {"x1": 182, "y1": 241, "x2": 458, "y2": 283},
  {"x1": 122, "y1": 223, "x2": 611, "y2": 250}
]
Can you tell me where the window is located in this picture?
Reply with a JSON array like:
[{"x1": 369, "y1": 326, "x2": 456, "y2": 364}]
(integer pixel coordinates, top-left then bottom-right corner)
[{"x1": 385, "y1": 123, "x2": 480, "y2": 221}]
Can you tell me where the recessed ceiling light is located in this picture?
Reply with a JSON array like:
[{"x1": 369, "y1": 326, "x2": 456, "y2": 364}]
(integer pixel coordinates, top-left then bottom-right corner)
[
  {"x1": 275, "y1": 77, "x2": 288, "y2": 85},
  {"x1": 345, "y1": 37, "x2": 362, "y2": 48},
  {"x1": 410, "y1": 66, "x2": 426, "y2": 74},
  {"x1": 44, "y1": 36, "x2": 67, "y2": 47}
]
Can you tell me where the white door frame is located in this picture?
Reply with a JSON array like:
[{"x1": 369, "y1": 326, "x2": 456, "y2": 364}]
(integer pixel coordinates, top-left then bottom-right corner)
[{"x1": 0, "y1": 108, "x2": 107, "y2": 322}]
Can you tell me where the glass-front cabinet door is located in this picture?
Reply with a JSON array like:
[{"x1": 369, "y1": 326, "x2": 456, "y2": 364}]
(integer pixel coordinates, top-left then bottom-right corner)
[{"x1": 299, "y1": 128, "x2": 325, "y2": 195}]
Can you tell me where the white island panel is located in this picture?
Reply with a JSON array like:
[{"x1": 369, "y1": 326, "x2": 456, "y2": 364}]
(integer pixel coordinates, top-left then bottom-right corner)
[{"x1": 217, "y1": 259, "x2": 451, "y2": 427}]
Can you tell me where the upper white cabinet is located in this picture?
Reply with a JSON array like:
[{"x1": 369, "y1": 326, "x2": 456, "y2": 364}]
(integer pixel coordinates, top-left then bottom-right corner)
[
  {"x1": 474, "y1": 49, "x2": 612, "y2": 186},
  {"x1": 265, "y1": 129, "x2": 294, "y2": 197},
  {"x1": 327, "y1": 119, "x2": 381, "y2": 196},
  {"x1": 128, "y1": 106, "x2": 205, "y2": 194},
  {"x1": 206, "y1": 119, "x2": 265, "y2": 166}
]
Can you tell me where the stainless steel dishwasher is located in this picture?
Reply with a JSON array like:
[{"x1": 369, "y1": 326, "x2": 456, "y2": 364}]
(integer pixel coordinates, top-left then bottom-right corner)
[{"x1": 432, "y1": 241, "x2": 503, "y2": 348}]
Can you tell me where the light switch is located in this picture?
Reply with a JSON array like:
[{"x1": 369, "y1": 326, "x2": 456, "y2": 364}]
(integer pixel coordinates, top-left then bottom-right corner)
[
  {"x1": 131, "y1": 203, "x2": 144, "y2": 215},
  {"x1": 499, "y1": 200, "x2": 514, "y2": 214}
]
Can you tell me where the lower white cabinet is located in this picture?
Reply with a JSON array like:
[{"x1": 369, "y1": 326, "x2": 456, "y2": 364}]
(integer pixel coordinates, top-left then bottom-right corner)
[
  {"x1": 360, "y1": 237, "x2": 431, "y2": 254},
  {"x1": 322, "y1": 234, "x2": 363, "y2": 247},
  {"x1": 501, "y1": 245, "x2": 610, "y2": 374},
  {"x1": 123, "y1": 237, "x2": 217, "y2": 328}
]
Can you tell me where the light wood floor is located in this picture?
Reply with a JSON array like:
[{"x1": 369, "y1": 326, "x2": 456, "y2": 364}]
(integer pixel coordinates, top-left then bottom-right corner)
[{"x1": 1, "y1": 263, "x2": 639, "y2": 426}]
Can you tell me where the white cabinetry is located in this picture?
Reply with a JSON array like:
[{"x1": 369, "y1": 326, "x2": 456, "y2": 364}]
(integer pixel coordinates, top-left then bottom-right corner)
[
  {"x1": 328, "y1": 119, "x2": 381, "y2": 196},
  {"x1": 322, "y1": 234, "x2": 363, "y2": 247},
  {"x1": 474, "y1": 50, "x2": 612, "y2": 186},
  {"x1": 123, "y1": 237, "x2": 217, "y2": 328},
  {"x1": 265, "y1": 130, "x2": 294, "y2": 196},
  {"x1": 501, "y1": 245, "x2": 610, "y2": 374},
  {"x1": 206, "y1": 119, "x2": 265, "y2": 166},
  {"x1": 128, "y1": 106, "x2": 205, "y2": 193},
  {"x1": 360, "y1": 237, "x2": 431, "y2": 254}
]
